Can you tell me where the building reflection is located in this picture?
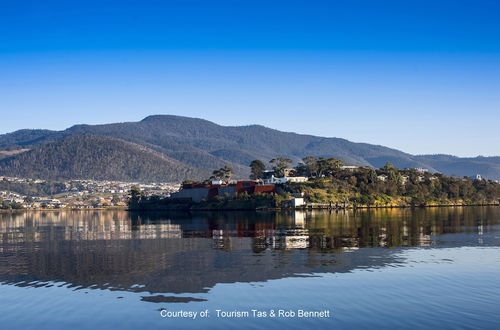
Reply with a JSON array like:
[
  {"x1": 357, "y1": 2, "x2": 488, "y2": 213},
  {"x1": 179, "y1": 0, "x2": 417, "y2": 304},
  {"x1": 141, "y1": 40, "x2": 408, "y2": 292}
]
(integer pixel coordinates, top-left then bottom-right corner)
[
  {"x1": 0, "y1": 207, "x2": 498, "y2": 295},
  {"x1": 2, "y1": 207, "x2": 494, "y2": 247}
]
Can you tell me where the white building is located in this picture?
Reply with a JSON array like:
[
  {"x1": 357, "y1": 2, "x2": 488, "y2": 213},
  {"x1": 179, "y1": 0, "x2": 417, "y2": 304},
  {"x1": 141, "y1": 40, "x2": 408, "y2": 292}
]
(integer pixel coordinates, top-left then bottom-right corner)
[
  {"x1": 262, "y1": 175, "x2": 308, "y2": 184},
  {"x1": 211, "y1": 180, "x2": 224, "y2": 185},
  {"x1": 341, "y1": 165, "x2": 360, "y2": 171},
  {"x1": 377, "y1": 175, "x2": 388, "y2": 182},
  {"x1": 409, "y1": 167, "x2": 429, "y2": 173},
  {"x1": 287, "y1": 176, "x2": 309, "y2": 183},
  {"x1": 291, "y1": 198, "x2": 305, "y2": 208}
]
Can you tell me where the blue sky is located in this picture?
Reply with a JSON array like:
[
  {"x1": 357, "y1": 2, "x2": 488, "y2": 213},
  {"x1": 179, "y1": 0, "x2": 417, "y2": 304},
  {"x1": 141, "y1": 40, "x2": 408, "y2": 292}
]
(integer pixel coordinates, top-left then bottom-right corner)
[{"x1": 1, "y1": 0, "x2": 499, "y2": 156}]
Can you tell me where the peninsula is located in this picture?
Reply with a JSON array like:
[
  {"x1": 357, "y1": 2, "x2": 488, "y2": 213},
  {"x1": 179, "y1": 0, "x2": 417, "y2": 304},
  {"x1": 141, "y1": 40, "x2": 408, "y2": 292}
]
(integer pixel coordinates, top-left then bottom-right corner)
[{"x1": 129, "y1": 157, "x2": 500, "y2": 211}]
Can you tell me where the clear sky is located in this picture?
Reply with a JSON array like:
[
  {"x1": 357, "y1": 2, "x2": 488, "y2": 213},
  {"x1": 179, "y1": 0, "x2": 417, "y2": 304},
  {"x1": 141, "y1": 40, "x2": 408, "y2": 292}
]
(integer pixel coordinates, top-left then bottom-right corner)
[{"x1": 1, "y1": 0, "x2": 499, "y2": 157}]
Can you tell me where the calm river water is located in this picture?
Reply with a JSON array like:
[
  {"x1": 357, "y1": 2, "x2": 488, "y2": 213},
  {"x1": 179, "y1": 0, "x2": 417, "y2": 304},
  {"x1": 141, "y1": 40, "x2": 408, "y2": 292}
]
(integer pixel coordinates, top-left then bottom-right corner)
[{"x1": 1, "y1": 207, "x2": 499, "y2": 330}]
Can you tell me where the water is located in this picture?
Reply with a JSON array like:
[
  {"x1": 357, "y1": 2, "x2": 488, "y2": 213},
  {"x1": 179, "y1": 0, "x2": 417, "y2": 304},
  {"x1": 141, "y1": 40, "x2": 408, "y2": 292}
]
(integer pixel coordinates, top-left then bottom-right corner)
[{"x1": 1, "y1": 207, "x2": 499, "y2": 330}]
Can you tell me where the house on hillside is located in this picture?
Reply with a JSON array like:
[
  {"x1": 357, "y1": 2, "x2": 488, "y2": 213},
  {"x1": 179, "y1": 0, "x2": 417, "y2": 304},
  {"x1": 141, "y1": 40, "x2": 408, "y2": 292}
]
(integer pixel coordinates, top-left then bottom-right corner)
[
  {"x1": 469, "y1": 174, "x2": 483, "y2": 181},
  {"x1": 341, "y1": 165, "x2": 361, "y2": 171},
  {"x1": 261, "y1": 170, "x2": 308, "y2": 184},
  {"x1": 377, "y1": 174, "x2": 388, "y2": 182},
  {"x1": 262, "y1": 175, "x2": 308, "y2": 184}
]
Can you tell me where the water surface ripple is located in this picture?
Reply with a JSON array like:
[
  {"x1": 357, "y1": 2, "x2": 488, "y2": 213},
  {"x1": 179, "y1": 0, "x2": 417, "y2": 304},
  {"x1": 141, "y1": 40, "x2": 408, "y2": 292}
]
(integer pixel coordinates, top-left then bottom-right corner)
[{"x1": 1, "y1": 207, "x2": 499, "y2": 329}]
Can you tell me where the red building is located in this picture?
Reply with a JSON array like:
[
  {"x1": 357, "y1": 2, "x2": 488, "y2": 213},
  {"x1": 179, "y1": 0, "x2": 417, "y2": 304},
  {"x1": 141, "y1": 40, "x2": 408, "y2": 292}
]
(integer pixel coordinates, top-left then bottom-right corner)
[{"x1": 171, "y1": 181, "x2": 276, "y2": 202}]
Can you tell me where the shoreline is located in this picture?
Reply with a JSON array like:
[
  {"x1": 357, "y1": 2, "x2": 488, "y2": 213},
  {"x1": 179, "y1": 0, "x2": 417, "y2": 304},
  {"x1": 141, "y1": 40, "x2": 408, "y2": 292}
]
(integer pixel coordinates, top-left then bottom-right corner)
[
  {"x1": 0, "y1": 207, "x2": 128, "y2": 213},
  {"x1": 127, "y1": 202, "x2": 499, "y2": 212},
  {"x1": 1, "y1": 203, "x2": 498, "y2": 213}
]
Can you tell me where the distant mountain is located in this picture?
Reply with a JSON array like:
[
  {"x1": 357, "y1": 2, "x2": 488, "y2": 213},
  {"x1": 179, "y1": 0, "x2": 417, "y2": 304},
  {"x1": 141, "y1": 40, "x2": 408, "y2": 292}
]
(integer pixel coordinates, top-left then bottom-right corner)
[
  {"x1": 413, "y1": 154, "x2": 500, "y2": 179},
  {"x1": 0, "y1": 115, "x2": 499, "y2": 181}
]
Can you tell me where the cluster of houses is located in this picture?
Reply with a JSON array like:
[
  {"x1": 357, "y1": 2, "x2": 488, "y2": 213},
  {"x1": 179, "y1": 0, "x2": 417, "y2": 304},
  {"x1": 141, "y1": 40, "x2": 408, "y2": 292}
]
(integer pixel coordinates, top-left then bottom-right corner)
[
  {"x1": 0, "y1": 176, "x2": 181, "y2": 209},
  {"x1": 376, "y1": 174, "x2": 434, "y2": 184},
  {"x1": 0, "y1": 191, "x2": 63, "y2": 208}
]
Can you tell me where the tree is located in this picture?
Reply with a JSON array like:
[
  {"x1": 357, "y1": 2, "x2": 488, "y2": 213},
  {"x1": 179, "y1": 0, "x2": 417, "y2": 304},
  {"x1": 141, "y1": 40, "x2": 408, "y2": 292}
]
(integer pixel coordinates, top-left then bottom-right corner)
[
  {"x1": 0, "y1": 199, "x2": 10, "y2": 209},
  {"x1": 210, "y1": 166, "x2": 234, "y2": 182},
  {"x1": 294, "y1": 162, "x2": 309, "y2": 177},
  {"x1": 11, "y1": 202, "x2": 24, "y2": 209},
  {"x1": 382, "y1": 162, "x2": 397, "y2": 174},
  {"x1": 368, "y1": 169, "x2": 378, "y2": 184},
  {"x1": 302, "y1": 156, "x2": 319, "y2": 177},
  {"x1": 269, "y1": 158, "x2": 292, "y2": 177},
  {"x1": 128, "y1": 185, "x2": 144, "y2": 208},
  {"x1": 382, "y1": 162, "x2": 400, "y2": 182},
  {"x1": 111, "y1": 194, "x2": 120, "y2": 205},
  {"x1": 249, "y1": 160, "x2": 266, "y2": 180},
  {"x1": 298, "y1": 156, "x2": 343, "y2": 178},
  {"x1": 317, "y1": 157, "x2": 343, "y2": 177}
]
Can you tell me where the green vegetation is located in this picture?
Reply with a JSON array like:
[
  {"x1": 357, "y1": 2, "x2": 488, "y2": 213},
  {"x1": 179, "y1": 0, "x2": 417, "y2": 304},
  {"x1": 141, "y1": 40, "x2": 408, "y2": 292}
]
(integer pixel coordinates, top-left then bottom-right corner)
[
  {"x1": 295, "y1": 156, "x2": 343, "y2": 177},
  {"x1": 128, "y1": 185, "x2": 145, "y2": 209},
  {"x1": 269, "y1": 157, "x2": 292, "y2": 177},
  {"x1": 209, "y1": 166, "x2": 234, "y2": 182},
  {"x1": 279, "y1": 157, "x2": 500, "y2": 207},
  {"x1": 0, "y1": 198, "x2": 23, "y2": 209},
  {"x1": 249, "y1": 159, "x2": 265, "y2": 180}
]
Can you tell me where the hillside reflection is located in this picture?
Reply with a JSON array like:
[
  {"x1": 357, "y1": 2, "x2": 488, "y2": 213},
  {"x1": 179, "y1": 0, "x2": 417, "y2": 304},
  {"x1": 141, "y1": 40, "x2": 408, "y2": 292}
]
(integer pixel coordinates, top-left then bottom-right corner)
[{"x1": 0, "y1": 207, "x2": 498, "y2": 294}]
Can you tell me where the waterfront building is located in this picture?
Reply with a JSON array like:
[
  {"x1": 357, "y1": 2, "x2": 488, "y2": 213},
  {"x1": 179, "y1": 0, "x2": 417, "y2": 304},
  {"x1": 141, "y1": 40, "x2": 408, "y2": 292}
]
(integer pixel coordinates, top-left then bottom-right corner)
[{"x1": 170, "y1": 181, "x2": 276, "y2": 202}]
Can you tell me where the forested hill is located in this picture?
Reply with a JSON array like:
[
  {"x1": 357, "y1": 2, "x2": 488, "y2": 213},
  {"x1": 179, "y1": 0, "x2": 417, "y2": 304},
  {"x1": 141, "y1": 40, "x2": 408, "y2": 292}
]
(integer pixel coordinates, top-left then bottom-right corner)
[
  {"x1": 0, "y1": 114, "x2": 499, "y2": 181},
  {"x1": 0, "y1": 135, "x2": 207, "y2": 182}
]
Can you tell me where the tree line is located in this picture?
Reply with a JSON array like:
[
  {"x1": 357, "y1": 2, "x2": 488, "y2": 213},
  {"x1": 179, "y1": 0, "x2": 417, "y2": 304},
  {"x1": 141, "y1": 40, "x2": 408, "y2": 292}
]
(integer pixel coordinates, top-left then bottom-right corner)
[{"x1": 249, "y1": 156, "x2": 344, "y2": 179}]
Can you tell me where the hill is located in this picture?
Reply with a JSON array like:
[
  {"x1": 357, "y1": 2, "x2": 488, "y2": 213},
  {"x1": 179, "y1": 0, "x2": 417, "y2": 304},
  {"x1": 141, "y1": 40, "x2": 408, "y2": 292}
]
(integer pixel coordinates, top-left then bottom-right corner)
[
  {"x1": 0, "y1": 135, "x2": 206, "y2": 182},
  {"x1": 0, "y1": 115, "x2": 499, "y2": 180}
]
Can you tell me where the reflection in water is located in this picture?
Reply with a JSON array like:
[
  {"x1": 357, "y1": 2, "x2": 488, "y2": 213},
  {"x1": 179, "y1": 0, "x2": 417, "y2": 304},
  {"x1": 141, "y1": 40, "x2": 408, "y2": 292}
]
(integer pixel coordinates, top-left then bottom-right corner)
[{"x1": 0, "y1": 207, "x2": 499, "y2": 295}]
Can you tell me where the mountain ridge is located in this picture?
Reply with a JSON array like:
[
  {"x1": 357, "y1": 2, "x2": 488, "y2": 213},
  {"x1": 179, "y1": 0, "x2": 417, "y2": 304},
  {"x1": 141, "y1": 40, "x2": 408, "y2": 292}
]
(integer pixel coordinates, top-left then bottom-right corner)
[{"x1": 0, "y1": 115, "x2": 499, "y2": 181}]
